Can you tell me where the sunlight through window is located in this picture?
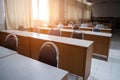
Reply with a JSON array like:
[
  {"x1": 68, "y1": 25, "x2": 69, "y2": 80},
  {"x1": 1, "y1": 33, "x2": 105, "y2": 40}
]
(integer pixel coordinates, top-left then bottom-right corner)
[
  {"x1": 32, "y1": 0, "x2": 49, "y2": 22},
  {"x1": 39, "y1": 0, "x2": 49, "y2": 22},
  {"x1": 32, "y1": 0, "x2": 38, "y2": 20}
]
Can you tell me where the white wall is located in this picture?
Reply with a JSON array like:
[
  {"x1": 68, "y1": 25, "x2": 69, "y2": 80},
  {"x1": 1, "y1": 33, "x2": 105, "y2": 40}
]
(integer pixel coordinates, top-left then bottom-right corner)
[
  {"x1": 92, "y1": 2, "x2": 120, "y2": 17},
  {"x1": 0, "y1": 0, "x2": 5, "y2": 30}
]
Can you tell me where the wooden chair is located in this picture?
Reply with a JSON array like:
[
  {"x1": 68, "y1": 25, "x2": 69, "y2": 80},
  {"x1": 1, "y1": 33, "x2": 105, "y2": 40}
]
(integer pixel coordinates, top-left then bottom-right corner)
[
  {"x1": 32, "y1": 28, "x2": 40, "y2": 33},
  {"x1": 4, "y1": 34, "x2": 18, "y2": 51},
  {"x1": 71, "y1": 30, "x2": 83, "y2": 39},
  {"x1": 49, "y1": 28, "x2": 61, "y2": 36},
  {"x1": 39, "y1": 42, "x2": 59, "y2": 67},
  {"x1": 73, "y1": 24, "x2": 80, "y2": 30},
  {"x1": 18, "y1": 25, "x2": 25, "y2": 31},
  {"x1": 92, "y1": 28, "x2": 101, "y2": 32}
]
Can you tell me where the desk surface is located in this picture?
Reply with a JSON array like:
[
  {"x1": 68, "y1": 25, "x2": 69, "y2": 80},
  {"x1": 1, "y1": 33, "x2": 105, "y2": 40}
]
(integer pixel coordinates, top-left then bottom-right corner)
[
  {"x1": 0, "y1": 46, "x2": 17, "y2": 59},
  {"x1": 61, "y1": 29, "x2": 112, "y2": 37},
  {"x1": 80, "y1": 27, "x2": 112, "y2": 30},
  {"x1": 0, "y1": 54, "x2": 68, "y2": 80},
  {"x1": 1, "y1": 29, "x2": 112, "y2": 37},
  {"x1": 64, "y1": 25, "x2": 111, "y2": 29},
  {"x1": 31, "y1": 33, "x2": 93, "y2": 47}
]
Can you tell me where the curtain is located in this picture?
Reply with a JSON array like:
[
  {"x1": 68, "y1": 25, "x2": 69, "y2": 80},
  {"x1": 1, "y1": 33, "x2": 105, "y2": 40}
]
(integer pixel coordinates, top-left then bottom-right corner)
[
  {"x1": 64, "y1": 0, "x2": 91, "y2": 23},
  {"x1": 49, "y1": 0, "x2": 60, "y2": 25},
  {"x1": 32, "y1": 0, "x2": 49, "y2": 27},
  {"x1": 4, "y1": 0, "x2": 32, "y2": 29},
  {"x1": 83, "y1": 5, "x2": 91, "y2": 20},
  {"x1": 4, "y1": 0, "x2": 91, "y2": 28},
  {"x1": 32, "y1": 0, "x2": 60, "y2": 26},
  {"x1": 32, "y1": 0, "x2": 65, "y2": 25},
  {"x1": 65, "y1": 0, "x2": 76, "y2": 22},
  {"x1": 65, "y1": 0, "x2": 84, "y2": 23}
]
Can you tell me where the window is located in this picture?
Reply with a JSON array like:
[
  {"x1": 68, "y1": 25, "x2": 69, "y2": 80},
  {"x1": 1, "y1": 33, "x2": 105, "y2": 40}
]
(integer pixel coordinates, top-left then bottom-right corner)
[{"x1": 32, "y1": 0, "x2": 49, "y2": 22}]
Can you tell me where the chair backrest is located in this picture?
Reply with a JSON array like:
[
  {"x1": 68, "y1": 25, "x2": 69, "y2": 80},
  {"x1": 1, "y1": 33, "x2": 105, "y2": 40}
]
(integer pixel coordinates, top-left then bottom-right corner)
[
  {"x1": 73, "y1": 24, "x2": 79, "y2": 30},
  {"x1": 57, "y1": 23, "x2": 64, "y2": 29},
  {"x1": 32, "y1": 28, "x2": 40, "y2": 33},
  {"x1": 4, "y1": 34, "x2": 18, "y2": 51},
  {"x1": 39, "y1": 42, "x2": 59, "y2": 67},
  {"x1": 92, "y1": 28, "x2": 101, "y2": 32},
  {"x1": 71, "y1": 30, "x2": 83, "y2": 39},
  {"x1": 18, "y1": 25, "x2": 25, "y2": 31},
  {"x1": 81, "y1": 23, "x2": 88, "y2": 27},
  {"x1": 49, "y1": 28, "x2": 61, "y2": 36}
]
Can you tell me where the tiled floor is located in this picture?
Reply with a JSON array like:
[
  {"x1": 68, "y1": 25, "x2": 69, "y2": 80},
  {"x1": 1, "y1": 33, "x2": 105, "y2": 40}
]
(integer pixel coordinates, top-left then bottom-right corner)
[
  {"x1": 88, "y1": 29, "x2": 120, "y2": 80},
  {"x1": 69, "y1": 29, "x2": 120, "y2": 80}
]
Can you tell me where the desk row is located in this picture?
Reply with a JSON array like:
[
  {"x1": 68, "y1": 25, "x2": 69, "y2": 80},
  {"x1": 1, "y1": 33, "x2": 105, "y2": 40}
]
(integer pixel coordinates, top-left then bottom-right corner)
[{"x1": 16, "y1": 27, "x2": 111, "y2": 60}]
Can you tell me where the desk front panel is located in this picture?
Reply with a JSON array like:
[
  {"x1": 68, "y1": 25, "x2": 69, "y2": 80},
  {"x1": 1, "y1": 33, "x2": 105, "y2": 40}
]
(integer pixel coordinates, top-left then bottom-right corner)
[
  {"x1": 61, "y1": 31, "x2": 72, "y2": 37},
  {"x1": 0, "y1": 32, "x2": 9, "y2": 46},
  {"x1": 84, "y1": 34, "x2": 111, "y2": 59},
  {"x1": 40, "y1": 28, "x2": 49, "y2": 34},
  {"x1": 17, "y1": 35, "x2": 31, "y2": 57},
  {"x1": 80, "y1": 27, "x2": 92, "y2": 31},
  {"x1": 101, "y1": 29, "x2": 111, "y2": 33}
]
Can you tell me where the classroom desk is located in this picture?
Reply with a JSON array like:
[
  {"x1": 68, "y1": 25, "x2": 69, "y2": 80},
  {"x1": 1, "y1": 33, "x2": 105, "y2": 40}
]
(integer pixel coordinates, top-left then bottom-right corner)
[
  {"x1": 63, "y1": 26, "x2": 112, "y2": 33},
  {"x1": 0, "y1": 30, "x2": 93, "y2": 80},
  {"x1": 61, "y1": 29, "x2": 112, "y2": 60},
  {"x1": 80, "y1": 27, "x2": 112, "y2": 33},
  {"x1": 0, "y1": 46, "x2": 17, "y2": 59},
  {"x1": 0, "y1": 53, "x2": 68, "y2": 80},
  {"x1": 83, "y1": 31, "x2": 112, "y2": 60}
]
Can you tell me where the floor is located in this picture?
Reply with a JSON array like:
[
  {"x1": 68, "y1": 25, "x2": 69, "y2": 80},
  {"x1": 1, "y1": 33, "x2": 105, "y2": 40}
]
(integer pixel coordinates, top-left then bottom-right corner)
[{"x1": 69, "y1": 29, "x2": 120, "y2": 80}]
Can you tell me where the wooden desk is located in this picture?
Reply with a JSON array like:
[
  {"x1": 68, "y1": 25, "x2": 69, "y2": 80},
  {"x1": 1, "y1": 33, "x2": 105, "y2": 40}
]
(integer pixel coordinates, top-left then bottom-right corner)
[
  {"x1": 0, "y1": 54, "x2": 68, "y2": 80},
  {"x1": 0, "y1": 46, "x2": 17, "y2": 59},
  {"x1": 60, "y1": 29, "x2": 112, "y2": 60},
  {"x1": 63, "y1": 26, "x2": 112, "y2": 33},
  {"x1": 80, "y1": 27, "x2": 112, "y2": 33},
  {"x1": 83, "y1": 31, "x2": 112, "y2": 60}
]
